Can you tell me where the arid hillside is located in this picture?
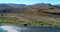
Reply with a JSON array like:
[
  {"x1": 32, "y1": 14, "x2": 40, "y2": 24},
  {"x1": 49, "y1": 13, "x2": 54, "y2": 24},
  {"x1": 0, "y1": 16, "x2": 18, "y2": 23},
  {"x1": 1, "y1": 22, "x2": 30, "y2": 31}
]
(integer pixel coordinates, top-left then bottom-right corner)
[{"x1": 0, "y1": 4, "x2": 60, "y2": 27}]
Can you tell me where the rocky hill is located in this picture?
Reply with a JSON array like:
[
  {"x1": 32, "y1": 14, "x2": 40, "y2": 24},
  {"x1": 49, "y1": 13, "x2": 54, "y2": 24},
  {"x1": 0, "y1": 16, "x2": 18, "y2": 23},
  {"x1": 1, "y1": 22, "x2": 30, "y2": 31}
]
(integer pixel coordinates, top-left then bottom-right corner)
[{"x1": 0, "y1": 3, "x2": 60, "y2": 27}]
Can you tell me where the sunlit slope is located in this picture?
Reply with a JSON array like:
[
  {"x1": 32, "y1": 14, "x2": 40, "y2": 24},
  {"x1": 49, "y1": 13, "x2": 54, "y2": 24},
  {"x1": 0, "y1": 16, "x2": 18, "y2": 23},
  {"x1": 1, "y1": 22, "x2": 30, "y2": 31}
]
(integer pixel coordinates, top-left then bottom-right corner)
[
  {"x1": 0, "y1": 13, "x2": 60, "y2": 27},
  {"x1": 0, "y1": 5, "x2": 60, "y2": 27}
]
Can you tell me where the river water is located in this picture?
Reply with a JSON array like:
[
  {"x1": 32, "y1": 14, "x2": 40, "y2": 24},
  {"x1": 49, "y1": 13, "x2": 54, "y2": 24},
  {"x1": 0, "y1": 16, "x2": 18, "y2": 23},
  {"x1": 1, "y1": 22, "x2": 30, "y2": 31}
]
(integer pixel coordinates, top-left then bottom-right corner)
[{"x1": 0, "y1": 24, "x2": 60, "y2": 32}]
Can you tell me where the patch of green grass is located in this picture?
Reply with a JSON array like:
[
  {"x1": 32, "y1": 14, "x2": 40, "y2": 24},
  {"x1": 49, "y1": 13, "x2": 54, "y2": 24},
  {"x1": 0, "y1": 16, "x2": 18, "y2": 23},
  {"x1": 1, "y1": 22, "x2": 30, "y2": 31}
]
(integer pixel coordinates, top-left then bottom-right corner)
[{"x1": 0, "y1": 18, "x2": 57, "y2": 27}]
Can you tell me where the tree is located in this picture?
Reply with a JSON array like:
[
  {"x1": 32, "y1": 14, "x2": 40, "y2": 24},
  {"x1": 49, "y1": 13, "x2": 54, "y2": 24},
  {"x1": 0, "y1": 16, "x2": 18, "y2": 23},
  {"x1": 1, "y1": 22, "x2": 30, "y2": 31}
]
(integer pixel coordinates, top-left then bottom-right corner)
[
  {"x1": 23, "y1": 24, "x2": 28, "y2": 26},
  {"x1": 41, "y1": 23, "x2": 43, "y2": 26},
  {"x1": 1, "y1": 13, "x2": 4, "y2": 16}
]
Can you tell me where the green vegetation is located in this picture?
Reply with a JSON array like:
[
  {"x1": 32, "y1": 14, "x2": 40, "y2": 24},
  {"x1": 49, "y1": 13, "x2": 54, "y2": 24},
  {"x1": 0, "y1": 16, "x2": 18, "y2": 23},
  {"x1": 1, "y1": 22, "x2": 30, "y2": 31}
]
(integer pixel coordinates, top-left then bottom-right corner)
[
  {"x1": 23, "y1": 24, "x2": 28, "y2": 26},
  {"x1": 0, "y1": 20, "x2": 57, "y2": 27}
]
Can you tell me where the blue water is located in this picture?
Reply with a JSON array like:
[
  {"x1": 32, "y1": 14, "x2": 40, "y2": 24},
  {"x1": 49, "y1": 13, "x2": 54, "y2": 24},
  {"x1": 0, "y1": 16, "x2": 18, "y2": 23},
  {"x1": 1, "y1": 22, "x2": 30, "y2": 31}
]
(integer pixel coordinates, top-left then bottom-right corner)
[
  {"x1": 17, "y1": 26, "x2": 60, "y2": 32},
  {"x1": 0, "y1": 24, "x2": 60, "y2": 32}
]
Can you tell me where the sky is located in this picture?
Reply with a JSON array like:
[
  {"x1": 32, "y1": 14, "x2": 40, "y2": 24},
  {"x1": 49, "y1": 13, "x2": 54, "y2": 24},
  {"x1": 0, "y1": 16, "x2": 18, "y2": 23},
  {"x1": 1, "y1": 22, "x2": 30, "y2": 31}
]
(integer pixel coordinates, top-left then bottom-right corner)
[{"x1": 0, "y1": 0, "x2": 60, "y2": 5}]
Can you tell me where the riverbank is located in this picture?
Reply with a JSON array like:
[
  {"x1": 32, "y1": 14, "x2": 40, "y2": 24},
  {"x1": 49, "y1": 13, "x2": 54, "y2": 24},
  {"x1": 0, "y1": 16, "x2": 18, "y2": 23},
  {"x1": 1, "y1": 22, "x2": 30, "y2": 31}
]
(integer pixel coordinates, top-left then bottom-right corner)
[{"x1": 0, "y1": 13, "x2": 60, "y2": 27}]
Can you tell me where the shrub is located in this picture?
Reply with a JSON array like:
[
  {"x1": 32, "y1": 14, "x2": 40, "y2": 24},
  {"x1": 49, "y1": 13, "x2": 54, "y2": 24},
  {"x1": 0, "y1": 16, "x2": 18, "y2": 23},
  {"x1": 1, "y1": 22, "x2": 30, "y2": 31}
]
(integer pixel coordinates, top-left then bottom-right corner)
[
  {"x1": 54, "y1": 25, "x2": 58, "y2": 27},
  {"x1": 23, "y1": 24, "x2": 28, "y2": 26},
  {"x1": 38, "y1": 9, "x2": 42, "y2": 12},
  {"x1": 48, "y1": 24, "x2": 52, "y2": 26},
  {"x1": 41, "y1": 23, "x2": 43, "y2": 26},
  {"x1": 1, "y1": 13, "x2": 4, "y2": 16},
  {"x1": 49, "y1": 7, "x2": 54, "y2": 9}
]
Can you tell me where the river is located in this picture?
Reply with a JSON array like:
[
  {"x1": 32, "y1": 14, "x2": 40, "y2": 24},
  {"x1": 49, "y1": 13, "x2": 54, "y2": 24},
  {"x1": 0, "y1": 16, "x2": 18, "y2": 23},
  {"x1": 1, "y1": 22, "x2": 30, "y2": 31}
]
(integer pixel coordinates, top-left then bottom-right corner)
[{"x1": 0, "y1": 24, "x2": 60, "y2": 32}]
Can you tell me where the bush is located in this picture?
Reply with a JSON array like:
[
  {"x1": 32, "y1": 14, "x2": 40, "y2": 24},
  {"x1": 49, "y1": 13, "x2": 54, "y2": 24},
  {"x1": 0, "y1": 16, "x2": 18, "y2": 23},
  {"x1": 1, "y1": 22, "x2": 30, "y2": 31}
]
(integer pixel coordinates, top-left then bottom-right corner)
[
  {"x1": 38, "y1": 9, "x2": 42, "y2": 12},
  {"x1": 54, "y1": 25, "x2": 58, "y2": 27},
  {"x1": 23, "y1": 24, "x2": 28, "y2": 26},
  {"x1": 49, "y1": 7, "x2": 54, "y2": 9},
  {"x1": 1, "y1": 13, "x2": 4, "y2": 16},
  {"x1": 48, "y1": 24, "x2": 52, "y2": 26},
  {"x1": 41, "y1": 23, "x2": 43, "y2": 26}
]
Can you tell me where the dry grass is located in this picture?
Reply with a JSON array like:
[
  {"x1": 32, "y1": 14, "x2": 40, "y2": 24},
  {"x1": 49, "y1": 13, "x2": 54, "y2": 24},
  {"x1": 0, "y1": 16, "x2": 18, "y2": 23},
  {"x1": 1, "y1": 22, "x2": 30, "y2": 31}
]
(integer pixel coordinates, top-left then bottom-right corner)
[{"x1": 0, "y1": 13, "x2": 60, "y2": 27}]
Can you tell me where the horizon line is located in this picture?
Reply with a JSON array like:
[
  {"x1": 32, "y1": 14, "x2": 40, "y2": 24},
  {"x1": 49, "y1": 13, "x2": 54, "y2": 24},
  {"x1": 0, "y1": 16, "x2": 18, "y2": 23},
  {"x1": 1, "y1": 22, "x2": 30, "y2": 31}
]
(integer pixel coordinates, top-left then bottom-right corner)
[{"x1": 0, "y1": 3, "x2": 59, "y2": 5}]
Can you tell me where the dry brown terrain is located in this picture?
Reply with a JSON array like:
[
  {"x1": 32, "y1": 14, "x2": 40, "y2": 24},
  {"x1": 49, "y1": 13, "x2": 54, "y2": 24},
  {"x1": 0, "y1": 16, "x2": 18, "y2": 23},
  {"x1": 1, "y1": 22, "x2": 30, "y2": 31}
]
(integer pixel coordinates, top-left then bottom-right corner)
[{"x1": 0, "y1": 5, "x2": 60, "y2": 27}]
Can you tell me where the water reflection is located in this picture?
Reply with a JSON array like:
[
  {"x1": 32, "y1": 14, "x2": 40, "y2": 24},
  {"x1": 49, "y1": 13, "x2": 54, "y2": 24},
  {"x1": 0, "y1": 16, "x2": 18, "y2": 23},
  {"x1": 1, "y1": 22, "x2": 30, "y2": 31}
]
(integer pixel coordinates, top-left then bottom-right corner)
[{"x1": 0, "y1": 24, "x2": 60, "y2": 32}]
